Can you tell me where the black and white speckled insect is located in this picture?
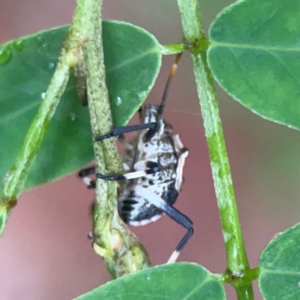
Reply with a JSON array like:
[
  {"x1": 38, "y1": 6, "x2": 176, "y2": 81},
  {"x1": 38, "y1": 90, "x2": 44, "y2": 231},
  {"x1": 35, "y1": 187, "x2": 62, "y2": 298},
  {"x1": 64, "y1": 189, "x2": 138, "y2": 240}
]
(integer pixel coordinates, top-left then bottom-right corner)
[{"x1": 79, "y1": 53, "x2": 193, "y2": 263}]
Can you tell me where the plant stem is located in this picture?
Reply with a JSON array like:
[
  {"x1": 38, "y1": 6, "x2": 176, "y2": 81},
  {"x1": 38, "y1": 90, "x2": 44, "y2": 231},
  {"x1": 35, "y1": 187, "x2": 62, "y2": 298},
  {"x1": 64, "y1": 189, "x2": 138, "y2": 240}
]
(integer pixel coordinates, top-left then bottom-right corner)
[
  {"x1": 177, "y1": 0, "x2": 253, "y2": 299},
  {"x1": 0, "y1": 49, "x2": 70, "y2": 236},
  {"x1": 160, "y1": 42, "x2": 186, "y2": 55},
  {"x1": 70, "y1": 0, "x2": 149, "y2": 278},
  {"x1": 1, "y1": 0, "x2": 149, "y2": 276}
]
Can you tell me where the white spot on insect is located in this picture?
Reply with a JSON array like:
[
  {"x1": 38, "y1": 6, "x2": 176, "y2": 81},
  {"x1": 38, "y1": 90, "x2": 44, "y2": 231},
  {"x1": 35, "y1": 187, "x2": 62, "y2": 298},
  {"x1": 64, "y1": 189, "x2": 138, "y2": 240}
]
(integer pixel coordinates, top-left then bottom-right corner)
[
  {"x1": 82, "y1": 176, "x2": 92, "y2": 186},
  {"x1": 129, "y1": 214, "x2": 162, "y2": 226},
  {"x1": 41, "y1": 92, "x2": 46, "y2": 99},
  {"x1": 115, "y1": 96, "x2": 122, "y2": 106},
  {"x1": 167, "y1": 250, "x2": 180, "y2": 263},
  {"x1": 123, "y1": 163, "x2": 130, "y2": 171}
]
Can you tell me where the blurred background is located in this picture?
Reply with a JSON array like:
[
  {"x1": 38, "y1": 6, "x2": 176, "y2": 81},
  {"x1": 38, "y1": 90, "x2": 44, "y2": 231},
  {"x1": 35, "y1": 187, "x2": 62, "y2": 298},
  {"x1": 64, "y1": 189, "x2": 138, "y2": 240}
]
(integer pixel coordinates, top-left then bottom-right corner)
[{"x1": 1, "y1": 0, "x2": 300, "y2": 299}]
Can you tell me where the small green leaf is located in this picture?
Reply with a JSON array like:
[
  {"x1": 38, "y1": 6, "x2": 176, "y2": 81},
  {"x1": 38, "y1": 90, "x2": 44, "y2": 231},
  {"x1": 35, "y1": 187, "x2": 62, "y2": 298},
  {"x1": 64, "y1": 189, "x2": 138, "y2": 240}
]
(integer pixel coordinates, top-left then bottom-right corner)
[
  {"x1": 208, "y1": 0, "x2": 300, "y2": 130},
  {"x1": 0, "y1": 21, "x2": 161, "y2": 193},
  {"x1": 259, "y1": 223, "x2": 300, "y2": 300},
  {"x1": 75, "y1": 263, "x2": 226, "y2": 300}
]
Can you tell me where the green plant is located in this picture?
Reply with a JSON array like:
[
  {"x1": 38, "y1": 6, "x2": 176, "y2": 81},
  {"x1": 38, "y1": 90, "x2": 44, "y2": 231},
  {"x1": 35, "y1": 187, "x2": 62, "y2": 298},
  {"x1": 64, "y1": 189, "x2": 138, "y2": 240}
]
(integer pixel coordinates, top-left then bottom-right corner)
[{"x1": 1, "y1": 0, "x2": 300, "y2": 299}]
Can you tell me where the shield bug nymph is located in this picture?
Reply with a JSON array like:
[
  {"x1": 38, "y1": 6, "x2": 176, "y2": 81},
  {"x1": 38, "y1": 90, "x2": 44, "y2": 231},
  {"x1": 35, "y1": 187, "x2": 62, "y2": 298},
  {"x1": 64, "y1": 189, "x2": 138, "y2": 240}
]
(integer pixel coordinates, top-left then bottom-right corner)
[{"x1": 79, "y1": 53, "x2": 193, "y2": 263}]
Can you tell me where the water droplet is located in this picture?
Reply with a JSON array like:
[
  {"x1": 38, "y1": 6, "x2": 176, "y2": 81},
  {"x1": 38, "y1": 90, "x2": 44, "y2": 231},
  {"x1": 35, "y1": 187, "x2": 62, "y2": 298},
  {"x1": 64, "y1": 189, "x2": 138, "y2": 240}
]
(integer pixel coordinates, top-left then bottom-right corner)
[
  {"x1": 138, "y1": 91, "x2": 147, "y2": 100},
  {"x1": 42, "y1": 43, "x2": 50, "y2": 51},
  {"x1": 0, "y1": 46, "x2": 12, "y2": 65},
  {"x1": 41, "y1": 93, "x2": 46, "y2": 99},
  {"x1": 119, "y1": 90, "x2": 139, "y2": 104},
  {"x1": 115, "y1": 96, "x2": 122, "y2": 106},
  {"x1": 70, "y1": 112, "x2": 76, "y2": 121},
  {"x1": 48, "y1": 62, "x2": 55, "y2": 69},
  {"x1": 3, "y1": 172, "x2": 10, "y2": 185},
  {"x1": 13, "y1": 39, "x2": 25, "y2": 52},
  {"x1": 36, "y1": 36, "x2": 45, "y2": 46}
]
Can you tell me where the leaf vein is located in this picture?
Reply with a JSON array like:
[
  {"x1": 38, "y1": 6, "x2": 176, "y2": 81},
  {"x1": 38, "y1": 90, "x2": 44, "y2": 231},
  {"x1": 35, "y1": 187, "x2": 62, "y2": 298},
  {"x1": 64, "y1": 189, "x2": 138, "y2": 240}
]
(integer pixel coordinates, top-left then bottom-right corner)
[
  {"x1": 210, "y1": 42, "x2": 300, "y2": 52},
  {"x1": 265, "y1": 49, "x2": 300, "y2": 88},
  {"x1": 261, "y1": 267, "x2": 300, "y2": 276},
  {"x1": 106, "y1": 46, "x2": 160, "y2": 73},
  {"x1": 229, "y1": 48, "x2": 265, "y2": 102},
  {"x1": 0, "y1": 100, "x2": 39, "y2": 125},
  {"x1": 182, "y1": 276, "x2": 211, "y2": 300}
]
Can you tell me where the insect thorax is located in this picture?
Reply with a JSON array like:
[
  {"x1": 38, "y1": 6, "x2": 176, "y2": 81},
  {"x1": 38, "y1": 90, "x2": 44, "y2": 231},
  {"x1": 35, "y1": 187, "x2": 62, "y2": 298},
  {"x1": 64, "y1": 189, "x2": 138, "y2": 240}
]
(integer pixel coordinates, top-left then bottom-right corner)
[{"x1": 118, "y1": 104, "x2": 185, "y2": 226}]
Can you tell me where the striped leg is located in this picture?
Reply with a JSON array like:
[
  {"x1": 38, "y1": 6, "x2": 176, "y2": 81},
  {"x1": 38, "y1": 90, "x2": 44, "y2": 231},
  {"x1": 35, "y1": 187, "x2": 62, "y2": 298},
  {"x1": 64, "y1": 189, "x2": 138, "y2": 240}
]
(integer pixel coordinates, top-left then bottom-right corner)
[{"x1": 134, "y1": 185, "x2": 193, "y2": 263}]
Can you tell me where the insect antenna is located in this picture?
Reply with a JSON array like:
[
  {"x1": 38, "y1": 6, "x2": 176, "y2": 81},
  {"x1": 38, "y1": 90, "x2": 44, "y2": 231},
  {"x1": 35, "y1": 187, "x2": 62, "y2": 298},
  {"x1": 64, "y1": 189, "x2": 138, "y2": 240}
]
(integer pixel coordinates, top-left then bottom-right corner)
[{"x1": 158, "y1": 52, "x2": 183, "y2": 118}]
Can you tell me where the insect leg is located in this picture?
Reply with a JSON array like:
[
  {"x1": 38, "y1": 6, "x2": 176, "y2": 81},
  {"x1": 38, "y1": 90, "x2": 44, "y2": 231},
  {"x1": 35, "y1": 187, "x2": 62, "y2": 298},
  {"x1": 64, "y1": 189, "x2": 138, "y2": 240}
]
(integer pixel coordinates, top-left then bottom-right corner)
[
  {"x1": 157, "y1": 52, "x2": 182, "y2": 117},
  {"x1": 142, "y1": 54, "x2": 183, "y2": 142},
  {"x1": 80, "y1": 163, "x2": 162, "y2": 186},
  {"x1": 96, "y1": 161, "x2": 162, "y2": 181},
  {"x1": 134, "y1": 185, "x2": 193, "y2": 263},
  {"x1": 79, "y1": 157, "x2": 162, "y2": 186},
  {"x1": 81, "y1": 123, "x2": 162, "y2": 182},
  {"x1": 118, "y1": 134, "x2": 134, "y2": 151},
  {"x1": 78, "y1": 166, "x2": 96, "y2": 189},
  {"x1": 94, "y1": 122, "x2": 159, "y2": 141},
  {"x1": 173, "y1": 138, "x2": 189, "y2": 190},
  {"x1": 79, "y1": 162, "x2": 162, "y2": 185}
]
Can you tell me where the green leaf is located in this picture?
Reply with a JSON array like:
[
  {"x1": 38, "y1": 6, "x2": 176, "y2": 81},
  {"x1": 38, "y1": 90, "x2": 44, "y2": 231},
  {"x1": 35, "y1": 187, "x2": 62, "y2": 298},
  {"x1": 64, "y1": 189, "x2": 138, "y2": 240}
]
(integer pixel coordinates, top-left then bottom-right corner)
[
  {"x1": 259, "y1": 223, "x2": 300, "y2": 300},
  {"x1": 208, "y1": 0, "x2": 300, "y2": 130},
  {"x1": 75, "y1": 263, "x2": 226, "y2": 300},
  {"x1": 0, "y1": 21, "x2": 161, "y2": 193}
]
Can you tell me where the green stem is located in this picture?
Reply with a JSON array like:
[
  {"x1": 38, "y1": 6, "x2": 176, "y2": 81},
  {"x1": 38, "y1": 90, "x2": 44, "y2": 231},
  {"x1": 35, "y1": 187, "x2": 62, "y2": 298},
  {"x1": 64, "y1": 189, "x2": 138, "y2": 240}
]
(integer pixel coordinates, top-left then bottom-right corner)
[
  {"x1": 1, "y1": 0, "x2": 149, "y2": 276},
  {"x1": 160, "y1": 42, "x2": 186, "y2": 55},
  {"x1": 0, "y1": 49, "x2": 71, "y2": 235},
  {"x1": 176, "y1": 1, "x2": 253, "y2": 299},
  {"x1": 70, "y1": 0, "x2": 149, "y2": 278},
  {"x1": 237, "y1": 267, "x2": 260, "y2": 286}
]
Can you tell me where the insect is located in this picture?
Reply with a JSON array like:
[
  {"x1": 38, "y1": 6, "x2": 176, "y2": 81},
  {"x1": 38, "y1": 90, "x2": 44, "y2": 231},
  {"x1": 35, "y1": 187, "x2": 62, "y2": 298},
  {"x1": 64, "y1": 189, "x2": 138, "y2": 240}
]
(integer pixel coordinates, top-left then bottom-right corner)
[{"x1": 79, "y1": 53, "x2": 193, "y2": 263}]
